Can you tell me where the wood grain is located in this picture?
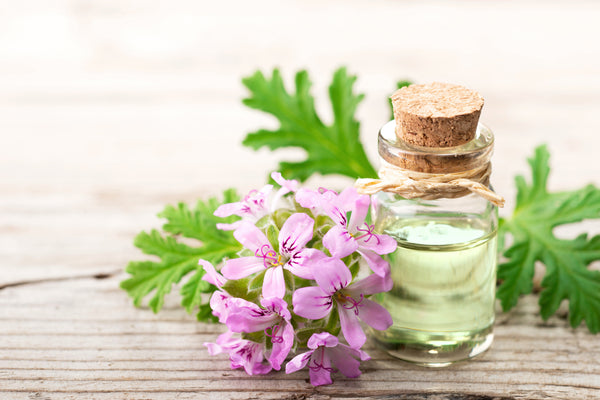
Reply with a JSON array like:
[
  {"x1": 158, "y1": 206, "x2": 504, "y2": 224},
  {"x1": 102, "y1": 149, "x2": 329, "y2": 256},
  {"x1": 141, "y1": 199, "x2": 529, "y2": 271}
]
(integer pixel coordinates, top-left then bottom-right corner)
[
  {"x1": 1, "y1": 276, "x2": 599, "y2": 399},
  {"x1": 1, "y1": 0, "x2": 600, "y2": 399}
]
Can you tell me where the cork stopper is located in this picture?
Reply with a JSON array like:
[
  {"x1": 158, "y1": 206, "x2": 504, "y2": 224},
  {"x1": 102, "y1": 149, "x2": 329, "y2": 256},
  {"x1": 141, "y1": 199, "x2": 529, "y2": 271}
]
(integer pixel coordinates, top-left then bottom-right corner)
[{"x1": 391, "y1": 82, "x2": 484, "y2": 148}]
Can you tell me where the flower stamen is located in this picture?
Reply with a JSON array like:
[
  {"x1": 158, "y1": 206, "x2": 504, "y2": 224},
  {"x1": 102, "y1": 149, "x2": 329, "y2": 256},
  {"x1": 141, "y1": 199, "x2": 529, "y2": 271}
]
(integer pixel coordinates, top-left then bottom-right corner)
[
  {"x1": 264, "y1": 324, "x2": 284, "y2": 344},
  {"x1": 308, "y1": 348, "x2": 337, "y2": 373},
  {"x1": 354, "y1": 223, "x2": 381, "y2": 244},
  {"x1": 255, "y1": 244, "x2": 280, "y2": 268},
  {"x1": 340, "y1": 293, "x2": 365, "y2": 316}
]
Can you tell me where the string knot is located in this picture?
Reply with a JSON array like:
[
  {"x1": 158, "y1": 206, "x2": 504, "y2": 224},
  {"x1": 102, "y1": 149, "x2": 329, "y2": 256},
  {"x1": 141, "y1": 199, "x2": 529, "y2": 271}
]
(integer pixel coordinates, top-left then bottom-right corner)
[{"x1": 355, "y1": 162, "x2": 504, "y2": 208}]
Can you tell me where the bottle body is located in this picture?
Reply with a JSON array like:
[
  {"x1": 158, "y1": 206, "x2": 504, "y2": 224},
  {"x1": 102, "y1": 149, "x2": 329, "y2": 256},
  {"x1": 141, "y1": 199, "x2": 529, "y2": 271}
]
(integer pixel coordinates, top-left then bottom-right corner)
[
  {"x1": 370, "y1": 120, "x2": 498, "y2": 366},
  {"x1": 371, "y1": 192, "x2": 497, "y2": 366}
]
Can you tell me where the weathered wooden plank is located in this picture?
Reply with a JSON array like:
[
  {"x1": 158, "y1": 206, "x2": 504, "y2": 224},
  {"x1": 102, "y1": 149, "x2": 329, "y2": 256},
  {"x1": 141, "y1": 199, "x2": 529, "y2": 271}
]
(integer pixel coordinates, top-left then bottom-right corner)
[{"x1": 1, "y1": 277, "x2": 599, "y2": 400}]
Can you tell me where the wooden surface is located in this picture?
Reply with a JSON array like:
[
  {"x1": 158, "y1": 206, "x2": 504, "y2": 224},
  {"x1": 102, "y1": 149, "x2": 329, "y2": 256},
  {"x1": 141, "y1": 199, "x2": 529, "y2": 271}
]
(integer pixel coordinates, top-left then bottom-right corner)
[{"x1": 1, "y1": 1, "x2": 600, "y2": 399}]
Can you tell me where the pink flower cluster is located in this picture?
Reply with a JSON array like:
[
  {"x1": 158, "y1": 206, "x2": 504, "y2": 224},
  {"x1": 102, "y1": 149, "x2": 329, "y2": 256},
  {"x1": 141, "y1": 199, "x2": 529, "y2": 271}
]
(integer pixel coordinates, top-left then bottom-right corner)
[{"x1": 203, "y1": 173, "x2": 396, "y2": 386}]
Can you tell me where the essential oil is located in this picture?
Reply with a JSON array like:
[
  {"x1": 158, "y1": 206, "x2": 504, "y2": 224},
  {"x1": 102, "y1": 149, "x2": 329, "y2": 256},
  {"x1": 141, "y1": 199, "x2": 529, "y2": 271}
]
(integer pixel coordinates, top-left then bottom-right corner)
[{"x1": 371, "y1": 217, "x2": 497, "y2": 366}]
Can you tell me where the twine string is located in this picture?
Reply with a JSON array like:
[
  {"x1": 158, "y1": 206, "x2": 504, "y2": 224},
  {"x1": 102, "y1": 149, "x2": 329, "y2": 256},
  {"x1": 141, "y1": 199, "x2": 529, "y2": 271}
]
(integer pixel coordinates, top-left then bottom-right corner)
[{"x1": 355, "y1": 162, "x2": 505, "y2": 207}]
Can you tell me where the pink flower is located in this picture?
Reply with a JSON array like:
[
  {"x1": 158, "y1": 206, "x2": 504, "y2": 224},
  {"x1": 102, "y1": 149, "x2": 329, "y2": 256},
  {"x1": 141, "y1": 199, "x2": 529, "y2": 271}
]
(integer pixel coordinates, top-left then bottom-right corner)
[
  {"x1": 270, "y1": 172, "x2": 299, "y2": 205},
  {"x1": 297, "y1": 187, "x2": 397, "y2": 277},
  {"x1": 221, "y1": 213, "x2": 325, "y2": 298},
  {"x1": 200, "y1": 260, "x2": 233, "y2": 323},
  {"x1": 214, "y1": 184, "x2": 273, "y2": 231},
  {"x1": 226, "y1": 297, "x2": 294, "y2": 370},
  {"x1": 199, "y1": 260, "x2": 263, "y2": 325},
  {"x1": 285, "y1": 332, "x2": 370, "y2": 386},
  {"x1": 204, "y1": 331, "x2": 272, "y2": 375},
  {"x1": 214, "y1": 172, "x2": 299, "y2": 230},
  {"x1": 292, "y1": 257, "x2": 393, "y2": 348}
]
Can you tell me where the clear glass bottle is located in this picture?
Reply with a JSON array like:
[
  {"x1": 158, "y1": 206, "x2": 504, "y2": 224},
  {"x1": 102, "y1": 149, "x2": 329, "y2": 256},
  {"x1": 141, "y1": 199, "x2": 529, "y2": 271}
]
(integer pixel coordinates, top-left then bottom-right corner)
[{"x1": 370, "y1": 119, "x2": 498, "y2": 367}]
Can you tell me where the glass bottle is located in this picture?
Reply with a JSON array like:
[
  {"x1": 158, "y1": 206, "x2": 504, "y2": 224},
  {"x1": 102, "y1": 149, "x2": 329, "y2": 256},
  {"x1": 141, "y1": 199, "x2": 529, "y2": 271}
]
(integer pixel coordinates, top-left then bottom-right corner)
[{"x1": 370, "y1": 119, "x2": 499, "y2": 367}]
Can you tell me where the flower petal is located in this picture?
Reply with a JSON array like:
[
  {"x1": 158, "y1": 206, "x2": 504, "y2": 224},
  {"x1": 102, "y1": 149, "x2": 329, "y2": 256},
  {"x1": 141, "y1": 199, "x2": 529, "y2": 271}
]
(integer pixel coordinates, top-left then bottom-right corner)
[
  {"x1": 357, "y1": 231, "x2": 397, "y2": 255},
  {"x1": 307, "y1": 332, "x2": 339, "y2": 349},
  {"x1": 271, "y1": 172, "x2": 299, "y2": 193},
  {"x1": 323, "y1": 225, "x2": 358, "y2": 259},
  {"x1": 312, "y1": 257, "x2": 352, "y2": 295},
  {"x1": 230, "y1": 341, "x2": 271, "y2": 376},
  {"x1": 279, "y1": 213, "x2": 314, "y2": 256},
  {"x1": 268, "y1": 321, "x2": 294, "y2": 370},
  {"x1": 233, "y1": 222, "x2": 271, "y2": 253},
  {"x1": 327, "y1": 346, "x2": 362, "y2": 378},
  {"x1": 199, "y1": 260, "x2": 226, "y2": 288},
  {"x1": 346, "y1": 272, "x2": 393, "y2": 296},
  {"x1": 339, "y1": 343, "x2": 371, "y2": 361},
  {"x1": 214, "y1": 201, "x2": 245, "y2": 218},
  {"x1": 263, "y1": 265, "x2": 286, "y2": 299},
  {"x1": 348, "y1": 194, "x2": 370, "y2": 230},
  {"x1": 292, "y1": 286, "x2": 333, "y2": 320},
  {"x1": 249, "y1": 362, "x2": 273, "y2": 375},
  {"x1": 295, "y1": 188, "x2": 321, "y2": 209},
  {"x1": 338, "y1": 305, "x2": 366, "y2": 348},
  {"x1": 221, "y1": 256, "x2": 265, "y2": 280},
  {"x1": 285, "y1": 350, "x2": 313, "y2": 374},
  {"x1": 260, "y1": 297, "x2": 291, "y2": 320},
  {"x1": 309, "y1": 347, "x2": 333, "y2": 386},
  {"x1": 225, "y1": 301, "x2": 277, "y2": 333},
  {"x1": 284, "y1": 248, "x2": 326, "y2": 280},
  {"x1": 204, "y1": 331, "x2": 237, "y2": 355},
  {"x1": 336, "y1": 187, "x2": 362, "y2": 211},
  {"x1": 357, "y1": 249, "x2": 391, "y2": 277},
  {"x1": 209, "y1": 290, "x2": 231, "y2": 323},
  {"x1": 357, "y1": 299, "x2": 393, "y2": 331}
]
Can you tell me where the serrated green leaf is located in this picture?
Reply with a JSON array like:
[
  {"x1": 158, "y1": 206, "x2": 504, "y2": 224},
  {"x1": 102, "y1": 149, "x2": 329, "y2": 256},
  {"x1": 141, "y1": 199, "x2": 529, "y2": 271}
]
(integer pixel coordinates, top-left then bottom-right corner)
[
  {"x1": 242, "y1": 68, "x2": 377, "y2": 181},
  {"x1": 121, "y1": 232, "x2": 205, "y2": 312},
  {"x1": 195, "y1": 303, "x2": 218, "y2": 323},
  {"x1": 180, "y1": 267, "x2": 217, "y2": 322},
  {"x1": 120, "y1": 190, "x2": 242, "y2": 315},
  {"x1": 498, "y1": 145, "x2": 600, "y2": 333}
]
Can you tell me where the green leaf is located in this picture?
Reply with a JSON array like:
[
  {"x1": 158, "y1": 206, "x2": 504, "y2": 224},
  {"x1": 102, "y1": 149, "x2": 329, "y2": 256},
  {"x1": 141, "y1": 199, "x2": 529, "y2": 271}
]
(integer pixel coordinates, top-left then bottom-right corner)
[
  {"x1": 324, "y1": 307, "x2": 341, "y2": 337},
  {"x1": 195, "y1": 303, "x2": 218, "y2": 323},
  {"x1": 222, "y1": 277, "x2": 251, "y2": 300},
  {"x1": 120, "y1": 190, "x2": 242, "y2": 315},
  {"x1": 242, "y1": 68, "x2": 378, "y2": 181},
  {"x1": 249, "y1": 271, "x2": 266, "y2": 291},
  {"x1": 388, "y1": 80, "x2": 412, "y2": 120},
  {"x1": 498, "y1": 145, "x2": 600, "y2": 333},
  {"x1": 266, "y1": 224, "x2": 280, "y2": 251},
  {"x1": 180, "y1": 267, "x2": 218, "y2": 323},
  {"x1": 295, "y1": 326, "x2": 324, "y2": 346}
]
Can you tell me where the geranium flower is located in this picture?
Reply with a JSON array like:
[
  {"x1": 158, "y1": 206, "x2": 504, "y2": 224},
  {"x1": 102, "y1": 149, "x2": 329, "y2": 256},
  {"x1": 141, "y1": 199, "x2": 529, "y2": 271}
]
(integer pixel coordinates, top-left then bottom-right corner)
[
  {"x1": 297, "y1": 187, "x2": 396, "y2": 277},
  {"x1": 215, "y1": 172, "x2": 299, "y2": 230},
  {"x1": 292, "y1": 257, "x2": 393, "y2": 348},
  {"x1": 226, "y1": 297, "x2": 294, "y2": 370},
  {"x1": 199, "y1": 260, "x2": 254, "y2": 324},
  {"x1": 222, "y1": 213, "x2": 324, "y2": 298},
  {"x1": 204, "y1": 331, "x2": 272, "y2": 375},
  {"x1": 285, "y1": 332, "x2": 370, "y2": 386}
]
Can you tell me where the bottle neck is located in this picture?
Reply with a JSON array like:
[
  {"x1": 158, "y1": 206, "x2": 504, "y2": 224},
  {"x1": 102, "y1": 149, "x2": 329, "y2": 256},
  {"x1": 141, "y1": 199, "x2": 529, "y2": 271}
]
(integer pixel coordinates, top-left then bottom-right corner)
[
  {"x1": 353, "y1": 120, "x2": 504, "y2": 208},
  {"x1": 377, "y1": 120, "x2": 494, "y2": 174}
]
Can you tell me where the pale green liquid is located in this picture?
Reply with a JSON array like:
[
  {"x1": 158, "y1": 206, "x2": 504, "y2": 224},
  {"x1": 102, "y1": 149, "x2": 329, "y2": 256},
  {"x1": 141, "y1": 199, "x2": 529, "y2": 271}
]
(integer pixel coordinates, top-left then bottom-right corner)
[{"x1": 372, "y1": 220, "x2": 497, "y2": 366}]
